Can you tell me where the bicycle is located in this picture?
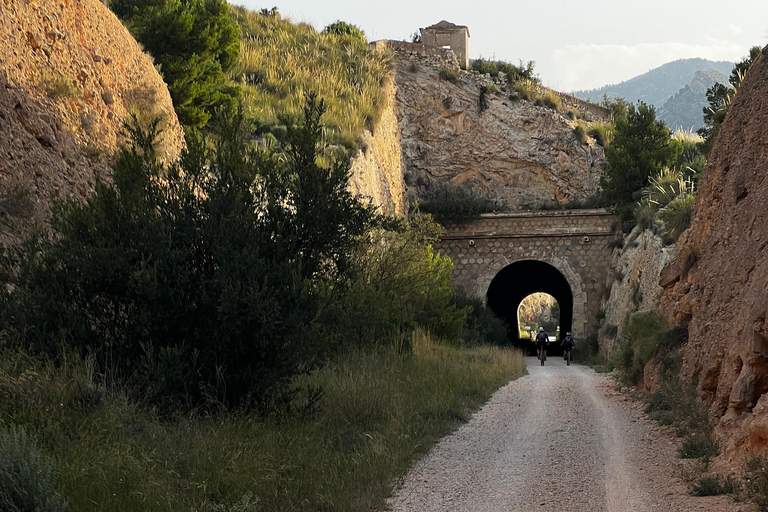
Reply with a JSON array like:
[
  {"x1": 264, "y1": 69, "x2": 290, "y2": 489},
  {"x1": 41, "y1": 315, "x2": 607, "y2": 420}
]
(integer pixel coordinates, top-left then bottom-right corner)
[
  {"x1": 538, "y1": 346, "x2": 547, "y2": 366},
  {"x1": 564, "y1": 346, "x2": 572, "y2": 366}
]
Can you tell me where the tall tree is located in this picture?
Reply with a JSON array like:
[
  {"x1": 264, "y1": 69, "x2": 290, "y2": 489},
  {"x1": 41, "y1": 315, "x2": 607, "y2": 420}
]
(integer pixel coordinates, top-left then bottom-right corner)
[
  {"x1": 600, "y1": 101, "x2": 677, "y2": 208},
  {"x1": 110, "y1": 0, "x2": 240, "y2": 128},
  {"x1": 698, "y1": 46, "x2": 762, "y2": 155}
]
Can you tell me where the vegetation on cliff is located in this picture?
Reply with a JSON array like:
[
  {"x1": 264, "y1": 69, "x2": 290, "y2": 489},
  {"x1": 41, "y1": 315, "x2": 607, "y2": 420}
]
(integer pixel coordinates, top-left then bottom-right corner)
[
  {"x1": 230, "y1": 7, "x2": 393, "y2": 150},
  {"x1": 110, "y1": 0, "x2": 241, "y2": 128}
]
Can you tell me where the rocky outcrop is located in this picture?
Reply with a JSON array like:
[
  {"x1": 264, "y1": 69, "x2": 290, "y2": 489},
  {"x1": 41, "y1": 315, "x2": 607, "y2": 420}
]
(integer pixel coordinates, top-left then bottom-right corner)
[
  {"x1": 660, "y1": 46, "x2": 768, "y2": 463},
  {"x1": 0, "y1": 0, "x2": 185, "y2": 245},
  {"x1": 348, "y1": 78, "x2": 407, "y2": 217},
  {"x1": 657, "y1": 69, "x2": 730, "y2": 131},
  {"x1": 387, "y1": 42, "x2": 606, "y2": 210},
  {"x1": 601, "y1": 228, "x2": 677, "y2": 359}
]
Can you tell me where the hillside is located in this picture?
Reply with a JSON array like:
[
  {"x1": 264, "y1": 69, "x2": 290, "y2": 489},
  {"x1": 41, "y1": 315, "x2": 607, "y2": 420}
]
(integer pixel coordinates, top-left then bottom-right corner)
[
  {"x1": 575, "y1": 58, "x2": 733, "y2": 130},
  {"x1": 0, "y1": 0, "x2": 185, "y2": 246}
]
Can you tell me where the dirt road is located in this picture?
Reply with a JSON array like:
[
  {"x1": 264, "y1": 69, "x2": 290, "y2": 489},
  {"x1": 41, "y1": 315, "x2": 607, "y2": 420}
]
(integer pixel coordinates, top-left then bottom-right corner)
[{"x1": 388, "y1": 357, "x2": 751, "y2": 512}]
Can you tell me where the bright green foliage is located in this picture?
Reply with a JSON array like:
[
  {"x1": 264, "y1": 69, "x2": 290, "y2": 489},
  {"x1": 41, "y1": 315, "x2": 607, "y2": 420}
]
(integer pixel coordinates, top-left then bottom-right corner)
[
  {"x1": 698, "y1": 46, "x2": 761, "y2": 155},
  {"x1": 600, "y1": 101, "x2": 678, "y2": 230},
  {"x1": 231, "y1": 6, "x2": 392, "y2": 150},
  {"x1": 0, "y1": 425, "x2": 68, "y2": 512},
  {"x1": 326, "y1": 214, "x2": 469, "y2": 349},
  {"x1": 0, "y1": 95, "x2": 380, "y2": 410},
  {"x1": 416, "y1": 184, "x2": 499, "y2": 224},
  {"x1": 110, "y1": 0, "x2": 240, "y2": 128}
]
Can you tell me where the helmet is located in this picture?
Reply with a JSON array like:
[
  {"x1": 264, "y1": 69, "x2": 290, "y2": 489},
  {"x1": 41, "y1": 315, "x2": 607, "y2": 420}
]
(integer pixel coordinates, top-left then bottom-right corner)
[
  {"x1": 566, "y1": 332, "x2": 571, "y2": 335},
  {"x1": 539, "y1": 327, "x2": 544, "y2": 332}
]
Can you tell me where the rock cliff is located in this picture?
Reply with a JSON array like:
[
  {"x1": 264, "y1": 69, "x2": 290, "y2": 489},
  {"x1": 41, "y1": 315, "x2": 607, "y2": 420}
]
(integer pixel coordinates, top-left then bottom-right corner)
[
  {"x1": 660, "y1": 45, "x2": 768, "y2": 463},
  {"x1": 383, "y1": 42, "x2": 606, "y2": 211},
  {"x1": 0, "y1": 0, "x2": 184, "y2": 245}
]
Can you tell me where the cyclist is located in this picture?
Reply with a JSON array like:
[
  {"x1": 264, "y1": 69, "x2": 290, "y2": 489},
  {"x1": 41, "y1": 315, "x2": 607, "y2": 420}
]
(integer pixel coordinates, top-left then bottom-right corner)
[
  {"x1": 535, "y1": 327, "x2": 549, "y2": 361},
  {"x1": 562, "y1": 332, "x2": 574, "y2": 360}
]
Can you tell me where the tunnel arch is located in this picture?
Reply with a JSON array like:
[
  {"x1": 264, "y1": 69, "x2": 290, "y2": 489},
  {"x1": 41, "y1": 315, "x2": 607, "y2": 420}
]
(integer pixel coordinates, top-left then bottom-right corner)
[{"x1": 486, "y1": 259, "x2": 584, "y2": 345}]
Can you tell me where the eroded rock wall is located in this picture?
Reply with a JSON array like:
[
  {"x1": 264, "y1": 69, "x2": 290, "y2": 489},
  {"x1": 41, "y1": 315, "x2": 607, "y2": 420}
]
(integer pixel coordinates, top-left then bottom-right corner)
[
  {"x1": 387, "y1": 42, "x2": 606, "y2": 210},
  {"x1": 348, "y1": 78, "x2": 406, "y2": 217},
  {"x1": 0, "y1": 0, "x2": 184, "y2": 245},
  {"x1": 660, "y1": 45, "x2": 768, "y2": 463},
  {"x1": 601, "y1": 228, "x2": 677, "y2": 359}
]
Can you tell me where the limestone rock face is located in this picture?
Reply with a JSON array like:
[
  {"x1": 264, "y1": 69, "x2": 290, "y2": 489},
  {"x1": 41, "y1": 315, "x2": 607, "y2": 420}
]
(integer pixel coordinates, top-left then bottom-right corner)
[
  {"x1": 660, "y1": 45, "x2": 768, "y2": 463},
  {"x1": 348, "y1": 78, "x2": 407, "y2": 217},
  {"x1": 0, "y1": 0, "x2": 185, "y2": 245},
  {"x1": 601, "y1": 228, "x2": 677, "y2": 360},
  {"x1": 390, "y1": 44, "x2": 606, "y2": 210}
]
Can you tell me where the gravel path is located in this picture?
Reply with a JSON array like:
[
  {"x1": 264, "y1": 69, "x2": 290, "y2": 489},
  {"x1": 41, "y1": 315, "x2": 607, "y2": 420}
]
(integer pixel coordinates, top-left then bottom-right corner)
[{"x1": 387, "y1": 356, "x2": 753, "y2": 512}]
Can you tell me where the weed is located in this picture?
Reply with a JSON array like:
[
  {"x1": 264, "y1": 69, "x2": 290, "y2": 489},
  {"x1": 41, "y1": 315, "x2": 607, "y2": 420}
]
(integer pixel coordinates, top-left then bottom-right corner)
[
  {"x1": 691, "y1": 475, "x2": 738, "y2": 496},
  {"x1": 0, "y1": 425, "x2": 68, "y2": 512},
  {"x1": 439, "y1": 67, "x2": 459, "y2": 83},
  {"x1": 587, "y1": 122, "x2": 612, "y2": 147},
  {"x1": 745, "y1": 454, "x2": 768, "y2": 508},
  {"x1": 534, "y1": 91, "x2": 562, "y2": 112},
  {"x1": 39, "y1": 71, "x2": 77, "y2": 102},
  {"x1": 678, "y1": 437, "x2": 720, "y2": 459},
  {"x1": 510, "y1": 80, "x2": 535, "y2": 101},
  {"x1": 574, "y1": 123, "x2": 588, "y2": 144}
]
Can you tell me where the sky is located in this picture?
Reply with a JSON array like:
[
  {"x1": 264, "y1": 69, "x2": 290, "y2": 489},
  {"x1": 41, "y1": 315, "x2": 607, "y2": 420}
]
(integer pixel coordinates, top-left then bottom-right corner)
[{"x1": 232, "y1": 0, "x2": 768, "y2": 93}]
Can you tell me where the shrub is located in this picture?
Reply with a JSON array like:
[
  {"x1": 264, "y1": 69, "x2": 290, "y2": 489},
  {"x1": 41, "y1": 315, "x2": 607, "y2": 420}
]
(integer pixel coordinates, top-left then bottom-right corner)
[
  {"x1": 691, "y1": 475, "x2": 738, "y2": 496},
  {"x1": 613, "y1": 311, "x2": 667, "y2": 385},
  {"x1": 479, "y1": 83, "x2": 500, "y2": 112},
  {"x1": 659, "y1": 194, "x2": 694, "y2": 242},
  {"x1": 745, "y1": 454, "x2": 768, "y2": 508},
  {"x1": 510, "y1": 79, "x2": 535, "y2": 101},
  {"x1": 321, "y1": 21, "x2": 366, "y2": 42},
  {"x1": 587, "y1": 122, "x2": 612, "y2": 147},
  {"x1": 451, "y1": 290, "x2": 508, "y2": 345},
  {"x1": 470, "y1": 58, "x2": 538, "y2": 82},
  {"x1": 439, "y1": 67, "x2": 459, "y2": 83},
  {"x1": 0, "y1": 425, "x2": 68, "y2": 512},
  {"x1": 0, "y1": 96, "x2": 381, "y2": 411},
  {"x1": 534, "y1": 91, "x2": 561, "y2": 111},
  {"x1": 574, "y1": 123, "x2": 588, "y2": 144},
  {"x1": 678, "y1": 437, "x2": 719, "y2": 459},
  {"x1": 416, "y1": 184, "x2": 499, "y2": 225},
  {"x1": 111, "y1": 0, "x2": 241, "y2": 128},
  {"x1": 39, "y1": 71, "x2": 77, "y2": 102}
]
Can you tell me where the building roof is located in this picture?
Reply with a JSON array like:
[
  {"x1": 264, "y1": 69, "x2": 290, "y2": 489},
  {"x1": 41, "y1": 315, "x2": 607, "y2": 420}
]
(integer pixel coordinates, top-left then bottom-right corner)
[{"x1": 422, "y1": 20, "x2": 470, "y2": 37}]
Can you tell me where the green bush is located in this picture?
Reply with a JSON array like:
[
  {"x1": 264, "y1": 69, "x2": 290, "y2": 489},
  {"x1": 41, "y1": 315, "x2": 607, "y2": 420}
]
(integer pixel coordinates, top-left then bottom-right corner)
[
  {"x1": 111, "y1": 0, "x2": 241, "y2": 128},
  {"x1": 321, "y1": 21, "x2": 366, "y2": 42},
  {"x1": 510, "y1": 80, "x2": 535, "y2": 101},
  {"x1": 416, "y1": 184, "x2": 499, "y2": 225},
  {"x1": 613, "y1": 311, "x2": 667, "y2": 385},
  {"x1": 659, "y1": 194, "x2": 694, "y2": 242},
  {"x1": 0, "y1": 425, "x2": 68, "y2": 512},
  {"x1": 691, "y1": 475, "x2": 738, "y2": 496},
  {"x1": 678, "y1": 437, "x2": 719, "y2": 459},
  {"x1": 470, "y1": 58, "x2": 538, "y2": 82},
  {"x1": 323, "y1": 214, "x2": 469, "y2": 349},
  {"x1": 0, "y1": 95, "x2": 381, "y2": 411},
  {"x1": 451, "y1": 291, "x2": 508, "y2": 345}
]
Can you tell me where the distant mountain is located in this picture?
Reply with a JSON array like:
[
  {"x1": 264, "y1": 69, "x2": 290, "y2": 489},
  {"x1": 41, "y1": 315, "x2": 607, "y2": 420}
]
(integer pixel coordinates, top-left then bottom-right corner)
[{"x1": 574, "y1": 58, "x2": 734, "y2": 131}]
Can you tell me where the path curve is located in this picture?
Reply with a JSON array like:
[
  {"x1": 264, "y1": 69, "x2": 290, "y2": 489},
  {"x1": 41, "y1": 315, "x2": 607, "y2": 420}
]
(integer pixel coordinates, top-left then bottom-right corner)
[{"x1": 387, "y1": 357, "x2": 750, "y2": 512}]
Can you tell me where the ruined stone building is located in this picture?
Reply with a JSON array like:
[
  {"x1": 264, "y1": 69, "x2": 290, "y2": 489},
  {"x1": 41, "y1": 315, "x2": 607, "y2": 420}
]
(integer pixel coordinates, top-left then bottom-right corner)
[{"x1": 420, "y1": 20, "x2": 470, "y2": 68}]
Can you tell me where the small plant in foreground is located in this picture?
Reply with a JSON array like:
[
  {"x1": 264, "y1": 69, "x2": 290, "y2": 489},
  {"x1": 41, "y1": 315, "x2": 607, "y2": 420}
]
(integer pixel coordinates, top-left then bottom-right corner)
[
  {"x1": 745, "y1": 453, "x2": 768, "y2": 509},
  {"x1": 678, "y1": 437, "x2": 719, "y2": 460},
  {"x1": 0, "y1": 425, "x2": 68, "y2": 511},
  {"x1": 691, "y1": 475, "x2": 738, "y2": 496}
]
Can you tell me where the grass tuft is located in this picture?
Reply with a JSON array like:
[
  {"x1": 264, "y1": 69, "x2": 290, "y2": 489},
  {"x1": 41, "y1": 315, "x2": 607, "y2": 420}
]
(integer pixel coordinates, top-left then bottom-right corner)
[{"x1": 691, "y1": 475, "x2": 738, "y2": 496}]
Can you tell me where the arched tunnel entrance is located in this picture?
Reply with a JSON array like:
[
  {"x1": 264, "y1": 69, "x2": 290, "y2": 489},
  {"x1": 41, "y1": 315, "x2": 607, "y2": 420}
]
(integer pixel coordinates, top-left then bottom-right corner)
[{"x1": 486, "y1": 260, "x2": 573, "y2": 349}]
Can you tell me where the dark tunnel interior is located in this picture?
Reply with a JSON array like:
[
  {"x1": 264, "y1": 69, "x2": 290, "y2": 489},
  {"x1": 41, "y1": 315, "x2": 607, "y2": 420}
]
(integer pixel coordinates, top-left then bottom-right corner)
[{"x1": 486, "y1": 260, "x2": 573, "y2": 347}]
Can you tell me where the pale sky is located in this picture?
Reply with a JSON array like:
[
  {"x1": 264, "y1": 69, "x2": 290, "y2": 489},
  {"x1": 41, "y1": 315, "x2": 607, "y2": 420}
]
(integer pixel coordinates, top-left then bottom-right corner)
[{"x1": 231, "y1": 0, "x2": 768, "y2": 93}]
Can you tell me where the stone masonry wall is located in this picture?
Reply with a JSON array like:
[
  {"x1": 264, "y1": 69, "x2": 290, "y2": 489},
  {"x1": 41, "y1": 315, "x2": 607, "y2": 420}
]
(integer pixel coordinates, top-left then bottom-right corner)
[{"x1": 434, "y1": 210, "x2": 616, "y2": 339}]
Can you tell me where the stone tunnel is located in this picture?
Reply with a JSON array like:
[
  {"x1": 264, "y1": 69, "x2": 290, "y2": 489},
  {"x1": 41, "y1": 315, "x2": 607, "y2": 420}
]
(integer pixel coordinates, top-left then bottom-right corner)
[{"x1": 433, "y1": 210, "x2": 617, "y2": 344}]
